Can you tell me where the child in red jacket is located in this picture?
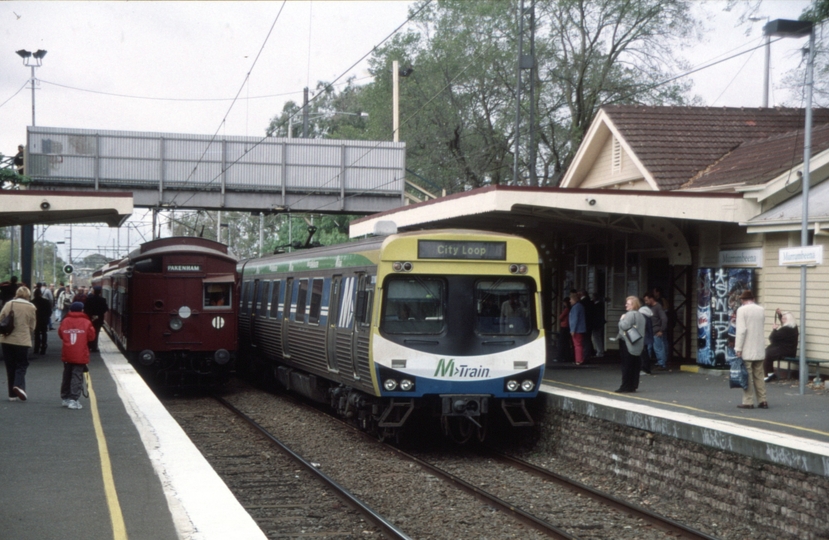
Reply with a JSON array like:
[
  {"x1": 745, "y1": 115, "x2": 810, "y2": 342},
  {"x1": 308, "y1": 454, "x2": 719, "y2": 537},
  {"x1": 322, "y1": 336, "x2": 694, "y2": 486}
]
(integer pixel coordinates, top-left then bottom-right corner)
[{"x1": 58, "y1": 302, "x2": 95, "y2": 410}]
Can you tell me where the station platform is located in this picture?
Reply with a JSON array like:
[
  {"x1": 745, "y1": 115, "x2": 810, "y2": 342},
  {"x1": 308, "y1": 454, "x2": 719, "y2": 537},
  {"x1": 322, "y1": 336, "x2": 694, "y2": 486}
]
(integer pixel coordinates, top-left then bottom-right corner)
[
  {"x1": 541, "y1": 357, "x2": 829, "y2": 477},
  {"x1": 0, "y1": 329, "x2": 266, "y2": 540}
]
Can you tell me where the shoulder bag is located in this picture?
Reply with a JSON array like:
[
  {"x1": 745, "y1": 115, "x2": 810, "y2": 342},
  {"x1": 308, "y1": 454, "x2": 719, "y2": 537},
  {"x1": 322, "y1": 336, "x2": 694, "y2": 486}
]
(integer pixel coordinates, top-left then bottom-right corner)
[
  {"x1": 624, "y1": 325, "x2": 643, "y2": 344},
  {"x1": 0, "y1": 305, "x2": 15, "y2": 336}
]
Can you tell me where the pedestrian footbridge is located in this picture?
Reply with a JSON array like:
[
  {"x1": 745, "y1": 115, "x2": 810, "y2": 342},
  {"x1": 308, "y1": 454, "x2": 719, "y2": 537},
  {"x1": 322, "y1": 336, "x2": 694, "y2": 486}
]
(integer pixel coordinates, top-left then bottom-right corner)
[{"x1": 25, "y1": 126, "x2": 407, "y2": 214}]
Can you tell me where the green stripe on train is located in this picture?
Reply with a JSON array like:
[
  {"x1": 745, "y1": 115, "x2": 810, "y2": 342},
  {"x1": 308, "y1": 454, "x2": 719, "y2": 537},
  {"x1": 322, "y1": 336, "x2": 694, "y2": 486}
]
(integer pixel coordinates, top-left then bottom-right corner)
[{"x1": 243, "y1": 252, "x2": 377, "y2": 275}]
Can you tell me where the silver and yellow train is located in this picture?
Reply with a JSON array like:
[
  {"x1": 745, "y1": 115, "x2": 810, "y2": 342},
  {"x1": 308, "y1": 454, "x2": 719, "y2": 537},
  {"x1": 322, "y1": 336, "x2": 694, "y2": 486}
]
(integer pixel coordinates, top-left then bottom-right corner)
[{"x1": 237, "y1": 229, "x2": 545, "y2": 442}]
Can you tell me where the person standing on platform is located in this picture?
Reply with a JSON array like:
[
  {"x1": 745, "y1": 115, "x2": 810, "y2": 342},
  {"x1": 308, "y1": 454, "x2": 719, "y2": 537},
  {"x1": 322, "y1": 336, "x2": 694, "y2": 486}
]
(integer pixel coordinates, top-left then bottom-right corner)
[
  {"x1": 638, "y1": 301, "x2": 654, "y2": 375},
  {"x1": 578, "y1": 290, "x2": 595, "y2": 358},
  {"x1": 1, "y1": 286, "x2": 37, "y2": 402},
  {"x1": 41, "y1": 283, "x2": 54, "y2": 330},
  {"x1": 58, "y1": 302, "x2": 95, "y2": 410},
  {"x1": 57, "y1": 285, "x2": 73, "y2": 322},
  {"x1": 83, "y1": 286, "x2": 108, "y2": 353},
  {"x1": 616, "y1": 296, "x2": 646, "y2": 393},
  {"x1": 764, "y1": 309, "x2": 798, "y2": 382},
  {"x1": 32, "y1": 287, "x2": 52, "y2": 355},
  {"x1": 72, "y1": 286, "x2": 88, "y2": 305},
  {"x1": 568, "y1": 292, "x2": 587, "y2": 365},
  {"x1": 0, "y1": 276, "x2": 20, "y2": 308},
  {"x1": 644, "y1": 292, "x2": 669, "y2": 369},
  {"x1": 734, "y1": 290, "x2": 767, "y2": 409}
]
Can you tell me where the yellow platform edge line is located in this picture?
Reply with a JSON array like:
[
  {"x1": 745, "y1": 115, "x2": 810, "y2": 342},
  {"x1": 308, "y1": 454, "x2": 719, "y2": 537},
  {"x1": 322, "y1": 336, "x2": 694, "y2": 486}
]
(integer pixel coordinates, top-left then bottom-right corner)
[{"x1": 87, "y1": 372, "x2": 129, "y2": 540}]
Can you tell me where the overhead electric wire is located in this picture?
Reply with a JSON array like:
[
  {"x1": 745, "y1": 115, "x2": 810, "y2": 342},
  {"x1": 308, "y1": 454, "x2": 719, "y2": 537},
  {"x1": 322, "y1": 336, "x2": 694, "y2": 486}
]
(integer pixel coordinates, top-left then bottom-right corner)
[
  {"x1": 170, "y1": 0, "x2": 433, "y2": 210},
  {"x1": 0, "y1": 80, "x2": 30, "y2": 110}
]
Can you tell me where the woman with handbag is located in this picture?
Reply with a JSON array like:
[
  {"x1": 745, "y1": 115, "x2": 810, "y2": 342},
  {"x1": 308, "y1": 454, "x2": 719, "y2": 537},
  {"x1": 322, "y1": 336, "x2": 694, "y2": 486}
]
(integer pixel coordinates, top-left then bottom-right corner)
[
  {"x1": 616, "y1": 296, "x2": 647, "y2": 393},
  {"x1": 1, "y1": 286, "x2": 37, "y2": 401}
]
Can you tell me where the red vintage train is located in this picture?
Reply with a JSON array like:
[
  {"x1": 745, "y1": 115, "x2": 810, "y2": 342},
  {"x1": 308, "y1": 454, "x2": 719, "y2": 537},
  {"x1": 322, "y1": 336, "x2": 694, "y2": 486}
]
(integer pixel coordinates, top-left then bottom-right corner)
[{"x1": 93, "y1": 237, "x2": 238, "y2": 387}]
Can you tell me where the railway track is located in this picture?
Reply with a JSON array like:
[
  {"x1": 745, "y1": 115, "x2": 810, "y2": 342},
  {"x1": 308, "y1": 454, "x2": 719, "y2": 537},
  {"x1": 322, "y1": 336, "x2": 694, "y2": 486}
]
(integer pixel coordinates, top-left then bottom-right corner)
[
  {"x1": 214, "y1": 396, "x2": 411, "y2": 540},
  {"x1": 165, "y1": 381, "x2": 721, "y2": 539}
]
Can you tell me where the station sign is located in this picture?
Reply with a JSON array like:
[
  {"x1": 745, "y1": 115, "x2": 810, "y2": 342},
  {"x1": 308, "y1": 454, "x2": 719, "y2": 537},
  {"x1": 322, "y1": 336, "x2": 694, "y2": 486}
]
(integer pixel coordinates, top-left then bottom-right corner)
[
  {"x1": 418, "y1": 240, "x2": 506, "y2": 261},
  {"x1": 779, "y1": 245, "x2": 823, "y2": 266},
  {"x1": 718, "y1": 249, "x2": 763, "y2": 268},
  {"x1": 167, "y1": 265, "x2": 202, "y2": 272}
]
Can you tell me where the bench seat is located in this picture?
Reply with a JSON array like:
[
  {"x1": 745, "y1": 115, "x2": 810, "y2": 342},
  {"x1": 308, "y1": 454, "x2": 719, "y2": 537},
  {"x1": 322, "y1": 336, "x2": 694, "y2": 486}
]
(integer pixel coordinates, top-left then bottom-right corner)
[{"x1": 781, "y1": 357, "x2": 829, "y2": 383}]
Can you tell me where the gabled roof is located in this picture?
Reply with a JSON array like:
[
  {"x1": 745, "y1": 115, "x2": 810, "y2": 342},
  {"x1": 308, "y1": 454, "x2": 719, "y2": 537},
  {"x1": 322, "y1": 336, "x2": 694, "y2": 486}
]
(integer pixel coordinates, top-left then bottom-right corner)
[{"x1": 585, "y1": 106, "x2": 829, "y2": 191}]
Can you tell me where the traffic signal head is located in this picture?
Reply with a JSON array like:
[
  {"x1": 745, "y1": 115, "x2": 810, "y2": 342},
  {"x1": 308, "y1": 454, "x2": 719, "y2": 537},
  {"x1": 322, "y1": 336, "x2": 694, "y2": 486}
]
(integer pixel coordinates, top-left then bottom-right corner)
[{"x1": 63, "y1": 264, "x2": 74, "y2": 274}]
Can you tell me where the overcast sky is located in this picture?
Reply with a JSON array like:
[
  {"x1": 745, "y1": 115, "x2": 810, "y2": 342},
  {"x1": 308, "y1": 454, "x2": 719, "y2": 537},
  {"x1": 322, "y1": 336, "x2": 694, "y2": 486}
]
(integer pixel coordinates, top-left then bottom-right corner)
[{"x1": 0, "y1": 0, "x2": 813, "y2": 260}]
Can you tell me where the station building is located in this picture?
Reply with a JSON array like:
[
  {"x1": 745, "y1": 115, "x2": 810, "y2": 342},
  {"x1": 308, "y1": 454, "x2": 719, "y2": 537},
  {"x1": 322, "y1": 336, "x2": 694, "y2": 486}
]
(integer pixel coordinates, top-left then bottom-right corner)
[{"x1": 352, "y1": 106, "x2": 829, "y2": 369}]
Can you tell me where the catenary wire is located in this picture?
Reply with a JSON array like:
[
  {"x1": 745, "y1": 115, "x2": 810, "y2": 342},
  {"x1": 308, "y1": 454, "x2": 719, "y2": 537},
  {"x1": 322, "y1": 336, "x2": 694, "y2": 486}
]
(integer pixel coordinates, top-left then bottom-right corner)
[{"x1": 0, "y1": 80, "x2": 30, "y2": 110}]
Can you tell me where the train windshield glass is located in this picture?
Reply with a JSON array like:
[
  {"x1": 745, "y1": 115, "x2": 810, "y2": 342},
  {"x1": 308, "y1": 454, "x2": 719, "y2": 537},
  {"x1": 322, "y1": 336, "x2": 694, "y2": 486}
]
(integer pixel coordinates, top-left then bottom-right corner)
[
  {"x1": 204, "y1": 283, "x2": 232, "y2": 308},
  {"x1": 476, "y1": 279, "x2": 532, "y2": 335},
  {"x1": 381, "y1": 277, "x2": 445, "y2": 334}
]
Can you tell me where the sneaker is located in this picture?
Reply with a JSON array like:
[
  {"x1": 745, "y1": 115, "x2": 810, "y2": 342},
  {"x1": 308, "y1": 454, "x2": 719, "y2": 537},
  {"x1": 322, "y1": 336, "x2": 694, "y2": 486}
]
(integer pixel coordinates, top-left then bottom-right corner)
[
  {"x1": 12, "y1": 387, "x2": 27, "y2": 401},
  {"x1": 764, "y1": 373, "x2": 777, "y2": 382},
  {"x1": 8, "y1": 397, "x2": 19, "y2": 402},
  {"x1": 640, "y1": 370, "x2": 650, "y2": 376},
  {"x1": 67, "y1": 400, "x2": 83, "y2": 410},
  {"x1": 62, "y1": 399, "x2": 71, "y2": 407}
]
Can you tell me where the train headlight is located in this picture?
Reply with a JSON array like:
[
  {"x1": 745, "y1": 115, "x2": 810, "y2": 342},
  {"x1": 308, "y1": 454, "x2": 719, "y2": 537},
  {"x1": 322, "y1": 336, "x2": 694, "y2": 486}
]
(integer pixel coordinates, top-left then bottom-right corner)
[
  {"x1": 521, "y1": 379, "x2": 535, "y2": 392},
  {"x1": 392, "y1": 261, "x2": 413, "y2": 272},
  {"x1": 399, "y1": 379, "x2": 414, "y2": 391},
  {"x1": 138, "y1": 349, "x2": 155, "y2": 366},
  {"x1": 169, "y1": 317, "x2": 183, "y2": 331},
  {"x1": 383, "y1": 379, "x2": 398, "y2": 391},
  {"x1": 509, "y1": 264, "x2": 529, "y2": 275},
  {"x1": 214, "y1": 349, "x2": 230, "y2": 365},
  {"x1": 506, "y1": 380, "x2": 519, "y2": 392}
]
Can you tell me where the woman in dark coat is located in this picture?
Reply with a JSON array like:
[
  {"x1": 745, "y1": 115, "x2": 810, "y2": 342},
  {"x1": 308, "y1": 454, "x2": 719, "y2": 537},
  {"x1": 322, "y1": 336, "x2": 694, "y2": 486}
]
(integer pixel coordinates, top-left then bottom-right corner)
[{"x1": 764, "y1": 309, "x2": 798, "y2": 381}]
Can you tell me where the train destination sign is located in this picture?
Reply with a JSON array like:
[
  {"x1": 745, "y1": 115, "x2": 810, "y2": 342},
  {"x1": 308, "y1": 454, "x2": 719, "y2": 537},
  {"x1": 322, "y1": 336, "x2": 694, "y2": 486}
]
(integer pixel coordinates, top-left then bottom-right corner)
[
  {"x1": 418, "y1": 240, "x2": 506, "y2": 260},
  {"x1": 167, "y1": 265, "x2": 202, "y2": 272}
]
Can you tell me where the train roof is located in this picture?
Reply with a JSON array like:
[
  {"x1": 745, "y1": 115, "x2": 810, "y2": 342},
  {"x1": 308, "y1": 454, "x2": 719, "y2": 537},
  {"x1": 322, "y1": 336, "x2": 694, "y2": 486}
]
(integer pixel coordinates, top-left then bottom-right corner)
[
  {"x1": 128, "y1": 237, "x2": 238, "y2": 263},
  {"x1": 239, "y1": 229, "x2": 536, "y2": 274}
]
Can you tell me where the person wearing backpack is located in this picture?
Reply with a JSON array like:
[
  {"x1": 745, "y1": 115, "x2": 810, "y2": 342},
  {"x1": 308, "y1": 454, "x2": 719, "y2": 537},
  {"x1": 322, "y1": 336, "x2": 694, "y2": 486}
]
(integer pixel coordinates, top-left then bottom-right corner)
[
  {"x1": 58, "y1": 302, "x2": 95, "y2": 410},
  {"x1": 1, "y1": 286, "x2": 37, "y2": 402}
]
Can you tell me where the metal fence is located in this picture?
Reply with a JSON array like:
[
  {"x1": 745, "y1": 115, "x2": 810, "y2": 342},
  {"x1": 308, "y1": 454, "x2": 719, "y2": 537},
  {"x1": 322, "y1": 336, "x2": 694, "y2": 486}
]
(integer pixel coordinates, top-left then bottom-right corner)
[{"x1": 26, "y1": 126, "x2": 406, "y2": 212}]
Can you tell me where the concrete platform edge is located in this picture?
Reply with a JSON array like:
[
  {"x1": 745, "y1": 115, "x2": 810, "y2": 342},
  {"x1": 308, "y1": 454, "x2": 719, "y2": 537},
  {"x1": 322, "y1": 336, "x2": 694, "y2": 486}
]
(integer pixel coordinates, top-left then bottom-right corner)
[
  {"x1": 99, "y1": 334, "x2": 267, "y2": 540},
  {"x1": 540, "y1": 383, "x2": 829, "y2": 478}
]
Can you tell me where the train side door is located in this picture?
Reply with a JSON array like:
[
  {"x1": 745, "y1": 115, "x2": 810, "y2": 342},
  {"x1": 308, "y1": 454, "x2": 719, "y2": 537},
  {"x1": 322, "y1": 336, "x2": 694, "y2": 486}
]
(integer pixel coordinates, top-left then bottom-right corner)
[
  {"x1": 281, "y1": 277, "x2": 293, "y2": 359},
  {"x1": 249, "y1": 279, "x2": 260, "y2": 346},
  {"x1": 351, "y1": 273, "x2": 374, "y2": 380},
  {"x1": 326, "y1": 276, "x2": 342, "y2": 372}
]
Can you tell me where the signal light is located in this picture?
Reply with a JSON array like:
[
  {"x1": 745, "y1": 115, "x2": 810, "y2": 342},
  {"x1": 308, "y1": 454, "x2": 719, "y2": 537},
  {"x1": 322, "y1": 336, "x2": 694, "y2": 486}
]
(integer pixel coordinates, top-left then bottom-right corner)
[{"x1": 63, "y1": 264, "x2": 74, "y2": 274}]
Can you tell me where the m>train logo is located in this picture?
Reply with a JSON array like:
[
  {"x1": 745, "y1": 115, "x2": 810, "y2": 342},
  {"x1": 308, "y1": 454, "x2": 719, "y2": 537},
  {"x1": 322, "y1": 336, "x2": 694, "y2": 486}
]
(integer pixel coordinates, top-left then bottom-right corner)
[{"x1": 434, "y1": 358, "x2": 490, "y2": 378}]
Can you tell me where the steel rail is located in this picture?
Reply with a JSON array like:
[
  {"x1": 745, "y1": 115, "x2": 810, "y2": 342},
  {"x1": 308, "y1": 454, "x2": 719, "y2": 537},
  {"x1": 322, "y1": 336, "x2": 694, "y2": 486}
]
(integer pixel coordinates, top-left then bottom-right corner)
[
  {"x1": 483, "y1": 449, "x2": 719, "y2": 540},
  {"x1": 382, "y1": 444, "x2": 578, "y2": 540},
  {"x1": 213, "y1": 396, "x2": 412, "y2": 540}
]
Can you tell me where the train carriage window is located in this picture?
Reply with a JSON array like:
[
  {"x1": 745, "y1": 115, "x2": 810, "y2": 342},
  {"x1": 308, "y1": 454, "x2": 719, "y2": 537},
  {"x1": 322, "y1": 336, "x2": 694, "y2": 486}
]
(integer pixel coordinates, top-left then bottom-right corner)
[
  {"x1": 381, "y1": 277, "x2": 445, "y2": 334},
  {"x1": 204, "y1": 282, "x2": 233, "y2": 309},
  {"x1": 294, "y1": 279, "x2": 309, "y2": 322},
  {"x1": 308, "y1": 278, "x2": 324, "y2": 324},
  {"x1": 258, "y1": 281, "x2": 271, "y2": 316},
  {"x1": 269, "y1": 280, "x2": 281, "y2": 318},
  {"x1": 476, "y1": 279, "x2": 533, "y2": 335}
]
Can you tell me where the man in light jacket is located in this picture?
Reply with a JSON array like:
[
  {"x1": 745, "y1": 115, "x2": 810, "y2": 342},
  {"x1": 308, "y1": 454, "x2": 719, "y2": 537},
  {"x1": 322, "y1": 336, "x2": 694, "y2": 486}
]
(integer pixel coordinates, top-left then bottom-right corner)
[{"x1": 734, "y1": 290, "x2": 767, "y2": 409}]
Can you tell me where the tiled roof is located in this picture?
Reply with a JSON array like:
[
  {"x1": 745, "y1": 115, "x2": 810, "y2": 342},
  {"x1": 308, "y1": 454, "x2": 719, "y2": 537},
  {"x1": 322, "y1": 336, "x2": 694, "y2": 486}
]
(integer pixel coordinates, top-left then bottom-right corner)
[{"x1": 603, "y1": 106, "x2": 829, "y2": 191}]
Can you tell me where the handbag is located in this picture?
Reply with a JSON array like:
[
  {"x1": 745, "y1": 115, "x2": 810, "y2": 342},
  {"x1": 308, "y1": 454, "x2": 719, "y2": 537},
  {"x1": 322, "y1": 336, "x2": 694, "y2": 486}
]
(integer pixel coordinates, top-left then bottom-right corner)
[
  {"x1": 0, "y1": 305, "x2": 15, "y2": 336},
  {"x1": 624, "y1": 325, "x2": 643, "y2": 344},
  {"x1": 729, "y1": 357, "x2": 749, "y2": 390}
]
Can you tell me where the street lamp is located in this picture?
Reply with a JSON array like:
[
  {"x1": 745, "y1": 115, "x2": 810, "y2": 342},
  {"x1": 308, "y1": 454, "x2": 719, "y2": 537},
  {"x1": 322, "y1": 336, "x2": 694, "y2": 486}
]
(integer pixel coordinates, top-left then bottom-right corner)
[
  {"x1": 764, "y1": 19, "x2": 814, "y2": 395},
  {"x1": 392, "y1": 61, "x2": 413, "y2": 143},
  {"x1": 15, "y1": 48, "x2": 47, "y2": 126}
]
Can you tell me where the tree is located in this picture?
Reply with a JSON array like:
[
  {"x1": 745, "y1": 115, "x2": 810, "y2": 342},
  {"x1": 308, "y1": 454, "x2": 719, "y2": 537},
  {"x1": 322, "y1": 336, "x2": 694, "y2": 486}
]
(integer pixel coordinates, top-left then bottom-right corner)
[{"x1": 362, "y1": 0, "x2": 698, "y2": 191}]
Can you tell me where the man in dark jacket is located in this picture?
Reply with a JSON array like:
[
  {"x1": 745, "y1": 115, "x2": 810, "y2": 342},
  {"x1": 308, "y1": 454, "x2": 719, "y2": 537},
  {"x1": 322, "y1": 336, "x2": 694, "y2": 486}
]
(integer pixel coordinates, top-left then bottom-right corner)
[
  {"x1": 83, "y1": 286, "x2": 108, "y2": 353},
  {"x1": 32, "y1": 286, "x2": 52, "y2": 354}
]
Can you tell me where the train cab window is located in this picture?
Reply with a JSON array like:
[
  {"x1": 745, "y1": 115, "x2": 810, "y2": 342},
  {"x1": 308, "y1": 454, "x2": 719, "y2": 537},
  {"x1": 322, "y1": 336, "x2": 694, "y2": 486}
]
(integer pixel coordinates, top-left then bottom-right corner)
[
  {"x1": 381, "y1": 277, "x2": 445, "y2": 334},
  {"x1": 269, "y1": 280, "x2": 281, "y2": 319},
  {"x1": 204, "y1": 283, "x2": 232, "y2": 309},
  {"x1": 476, "y1": 279, "x2": 532, "y2": 335},
  {"x1": 294, "y1": 279, "x2": 309, "y2": 322}
]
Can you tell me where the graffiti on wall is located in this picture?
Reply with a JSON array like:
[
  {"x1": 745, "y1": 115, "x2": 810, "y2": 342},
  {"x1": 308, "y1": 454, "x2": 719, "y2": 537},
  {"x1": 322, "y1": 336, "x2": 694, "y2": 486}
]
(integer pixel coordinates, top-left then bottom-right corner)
[{"x1": 697, "y1": 268, "x2": 754, "y2": 367}]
